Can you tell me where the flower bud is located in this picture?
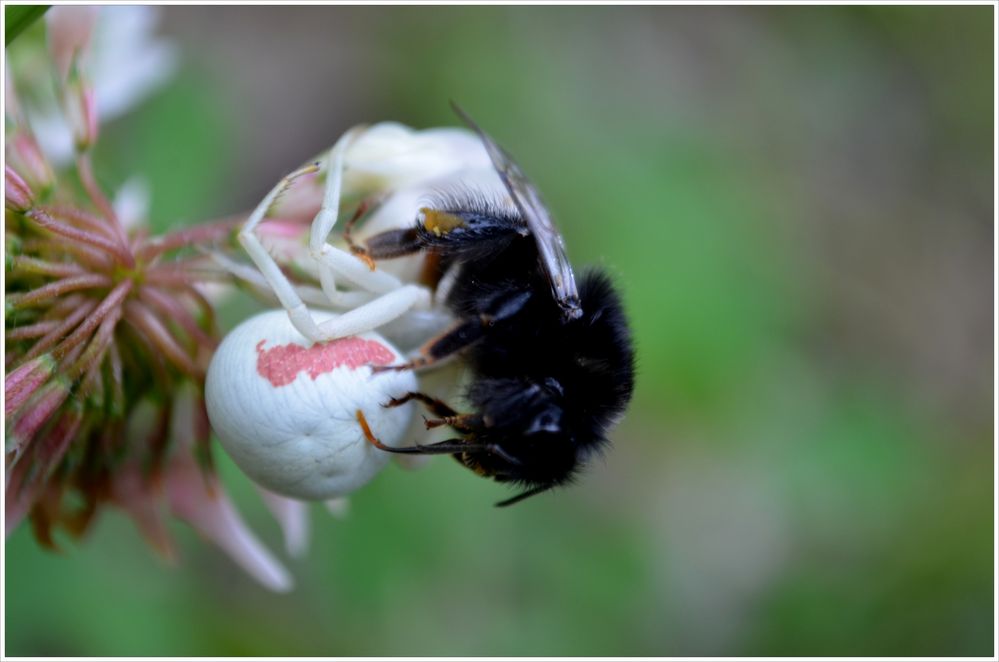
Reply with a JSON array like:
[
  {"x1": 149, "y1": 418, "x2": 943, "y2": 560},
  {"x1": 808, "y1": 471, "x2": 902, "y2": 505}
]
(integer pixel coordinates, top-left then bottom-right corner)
[
  {"x1": 8, "y1": 379, "x2": 71, "y2": 457},
  {"x1": 46, "y1": 6, "x2": 99, "y2": 80},
  {"x1": 9, "y1": 134, "x2": 55, "y2": 195},
  {"x1": 4, "y1": 354, "x2": 57, "y2": 419},
  {"x1": 5, "y1": 165, "x2": 34, "y2": 213},
  {"x1": 65, "y1": 61, "x2": 99, "y2": 151}
]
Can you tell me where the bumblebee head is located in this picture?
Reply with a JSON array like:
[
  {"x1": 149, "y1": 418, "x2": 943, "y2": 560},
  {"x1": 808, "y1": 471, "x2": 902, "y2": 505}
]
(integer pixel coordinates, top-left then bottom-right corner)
[{"x1": 464, "y1": 376, "x2": 580, "y2": 489}]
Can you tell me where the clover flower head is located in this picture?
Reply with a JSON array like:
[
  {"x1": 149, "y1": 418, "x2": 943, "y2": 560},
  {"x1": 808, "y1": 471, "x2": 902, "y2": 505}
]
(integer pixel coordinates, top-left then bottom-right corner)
[{"x1": 4, "y1": 6, "x2": 295, "y2": 591}]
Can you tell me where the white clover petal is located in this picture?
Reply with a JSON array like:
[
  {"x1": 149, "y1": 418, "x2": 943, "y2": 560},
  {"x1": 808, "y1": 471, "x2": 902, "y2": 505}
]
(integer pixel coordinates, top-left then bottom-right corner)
[
  {"x1": 166, "y1": 455, "x2": 293, "y2": 593},
  {"x1": 166, "y1": 383, "x2": 292, "y2": 592},
  {"x1": 355, "y1": 165, "x2": 508, "y2": 237},
  {"x1": 258, "y1": 487, "x2": 311, "y2": 558},
  {"x1": 343, "y1": 123, "x2": 493, "y2": 192},
  {"x1": 324, "y1": 497, "x2": 351, "y2": 519},
  {"x1": 109, "y1": 461, "x2": 177, "y2": 563}
]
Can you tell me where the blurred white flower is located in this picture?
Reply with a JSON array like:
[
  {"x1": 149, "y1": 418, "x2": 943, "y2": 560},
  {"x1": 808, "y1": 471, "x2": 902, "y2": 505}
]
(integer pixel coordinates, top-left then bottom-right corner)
[
  {"x1": 112, "y1": 175, "x2": 152, "y2": 232},
  {"x1": 32, "y1": 6, "x2": 179, "y2": 165},
  {"x1": 46, "y1": 6, "x2": 98, "y2": 78}
]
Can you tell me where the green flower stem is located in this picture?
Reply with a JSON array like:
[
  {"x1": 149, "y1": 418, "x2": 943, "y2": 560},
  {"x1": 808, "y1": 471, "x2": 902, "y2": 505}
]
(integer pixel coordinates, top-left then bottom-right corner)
[{"x1": 5, "y1": 6, "x2": 49, "y2": 47}]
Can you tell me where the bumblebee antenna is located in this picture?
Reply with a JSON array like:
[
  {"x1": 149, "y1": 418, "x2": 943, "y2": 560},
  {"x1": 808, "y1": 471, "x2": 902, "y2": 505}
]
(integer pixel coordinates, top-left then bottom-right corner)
[{"x1": 494, "y1": 484, "x2": 552, "y2": 508}]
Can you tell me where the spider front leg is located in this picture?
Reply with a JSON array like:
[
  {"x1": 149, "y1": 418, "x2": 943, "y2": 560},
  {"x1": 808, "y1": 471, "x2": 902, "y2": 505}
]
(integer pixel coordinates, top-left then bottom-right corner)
[
  {"x1": 238, "y1": 129, "x2": 431, "y2": 344},
  {"x1": 308, "y1": 128, "x2": 405, "y2": 299},
  {"x1": 238, "y1": 162, "x2": 336, "y2": 335}
]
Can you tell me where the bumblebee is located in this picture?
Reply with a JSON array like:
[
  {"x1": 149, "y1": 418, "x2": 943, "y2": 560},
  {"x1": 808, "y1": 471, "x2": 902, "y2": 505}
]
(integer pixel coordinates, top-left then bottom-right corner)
[{"x1": 356, "y1": 105, "x2": 635, "y2": 506}]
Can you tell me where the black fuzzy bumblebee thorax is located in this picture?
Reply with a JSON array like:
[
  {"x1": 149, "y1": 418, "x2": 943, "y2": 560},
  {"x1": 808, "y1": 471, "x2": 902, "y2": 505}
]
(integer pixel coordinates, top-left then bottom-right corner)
[{"x1": 354, "y1": 106, "x2": 635, "y2": 506}]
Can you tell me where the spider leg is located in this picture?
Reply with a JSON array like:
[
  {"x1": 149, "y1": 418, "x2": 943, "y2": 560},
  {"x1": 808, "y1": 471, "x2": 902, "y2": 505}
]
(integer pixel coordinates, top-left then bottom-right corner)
[
  {"x1": 309, "y1": 130, "x2": 406, "y2": 298},
  {"x1": 239, "y1": 129, "x2": 432, "y2": 343},
  {"x1": 208, "y1": 248, "x2": 375, "y2": 310},
  {"x1": 310, "y1": 283, "x2": 430, "y2": 341},
  {"x1": 238, "y1": 162, "x2": 335, "y2": 339},
  {"x1": 307, "y1": 134, "x2": 435, "y2": 340}
]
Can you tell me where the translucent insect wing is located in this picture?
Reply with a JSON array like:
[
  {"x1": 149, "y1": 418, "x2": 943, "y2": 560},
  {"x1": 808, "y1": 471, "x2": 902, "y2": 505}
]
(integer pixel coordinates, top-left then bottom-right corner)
[{"x1": 451, "y1": 104, "x2": 583, "y2": 320}]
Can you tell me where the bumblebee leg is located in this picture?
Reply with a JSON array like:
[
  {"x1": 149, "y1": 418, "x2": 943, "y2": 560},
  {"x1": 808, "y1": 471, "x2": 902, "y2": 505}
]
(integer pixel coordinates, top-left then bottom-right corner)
[
  {"x1": 383, "y1": 392, "x2": 482, "y2": 432},
  {"x1": 362, "y1": 227, "x2": 425, "y2": 260},
  {"x1": 373, "y1": 315, "x2": 489, "y2": 373},
  {"x1": 377, "y1": 439, "x2": 482, "y2": 455},
  {"x1": 342, "y1": 199, "x2": 377, "y2": 270},
  {"x1": 376, "y1": 285, "x2": 531, "y2": 373},
  {"x1": 424, "y1": 414, "x2": 481, "y2": 433},
  {"x1": 356, "y1": 410, "x2": 484, "y2": 454},
  {"x1": 383, "y1": 391, "x2": 459, "y2": 416}
]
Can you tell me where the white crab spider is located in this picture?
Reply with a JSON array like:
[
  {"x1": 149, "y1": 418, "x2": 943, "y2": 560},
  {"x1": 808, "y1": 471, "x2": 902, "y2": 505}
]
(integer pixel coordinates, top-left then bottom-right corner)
[
  {"x1": 206, "y1": 122, "x2": 501, "y2": 501},
  {"x1": 232, "y1": 122, "x2": 499, "y2": 345}
]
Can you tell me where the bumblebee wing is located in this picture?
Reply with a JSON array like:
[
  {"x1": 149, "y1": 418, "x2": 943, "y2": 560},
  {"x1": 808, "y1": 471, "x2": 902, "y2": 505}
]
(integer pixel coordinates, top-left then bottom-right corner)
[{"x1": 451, "y1": 103, "x2": 582, "y2": 320}]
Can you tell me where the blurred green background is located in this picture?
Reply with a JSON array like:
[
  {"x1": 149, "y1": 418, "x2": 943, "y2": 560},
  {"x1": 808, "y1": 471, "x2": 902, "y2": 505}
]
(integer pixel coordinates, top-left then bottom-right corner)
[{"x1": 5, "y1": 5, "x2": 994, "y2": 656}]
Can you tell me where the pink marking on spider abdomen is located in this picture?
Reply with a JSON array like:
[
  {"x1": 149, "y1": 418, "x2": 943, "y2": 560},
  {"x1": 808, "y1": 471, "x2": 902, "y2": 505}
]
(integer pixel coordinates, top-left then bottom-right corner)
[{"x1": 255, "y1": 337, "x2": 396, "y2": 387}]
